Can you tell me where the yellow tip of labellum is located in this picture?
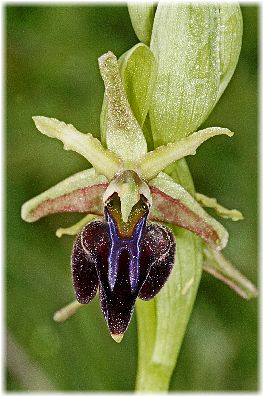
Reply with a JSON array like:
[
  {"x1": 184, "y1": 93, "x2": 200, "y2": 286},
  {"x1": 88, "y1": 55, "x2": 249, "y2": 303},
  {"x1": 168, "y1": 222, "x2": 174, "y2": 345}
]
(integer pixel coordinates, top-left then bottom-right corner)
[{"x1": 111, "y1": 333, "x2": 124, "y2": 343}]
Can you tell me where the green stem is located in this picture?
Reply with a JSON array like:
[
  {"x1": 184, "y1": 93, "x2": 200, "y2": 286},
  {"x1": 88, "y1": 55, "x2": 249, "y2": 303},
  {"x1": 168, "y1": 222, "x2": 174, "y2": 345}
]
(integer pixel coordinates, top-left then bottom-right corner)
[
  {"x1": 135, "y1": 300, "x2": 171, "y2": 391},
  {"x1": 136, "y1": 159, "x2": 203, "y2": 391}
]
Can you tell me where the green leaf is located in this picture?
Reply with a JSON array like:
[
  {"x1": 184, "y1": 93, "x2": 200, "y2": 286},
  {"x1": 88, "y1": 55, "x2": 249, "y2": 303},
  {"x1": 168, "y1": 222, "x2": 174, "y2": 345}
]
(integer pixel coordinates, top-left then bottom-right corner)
[
  {"x1": 98, "y1": 51, "x2": 147, "y2": 162},
  {"x1": 127, "y1": 2, "x2": 155, "y2": 46},
  {"x1": 100, "y1": 45, "x2": 156, "y2": 154},
  {"x1": 149, "y1": 3, "x2": 243, "y2": 145},
  {"x1": 217, "y1": 4, "x2": 243, "y2": 101},
  {"x1": 152, "y1": 226, "x2": 203, "y2": 375},
  {"x1": 134, "y1": 4, "x2": 243, "y2": 388}
]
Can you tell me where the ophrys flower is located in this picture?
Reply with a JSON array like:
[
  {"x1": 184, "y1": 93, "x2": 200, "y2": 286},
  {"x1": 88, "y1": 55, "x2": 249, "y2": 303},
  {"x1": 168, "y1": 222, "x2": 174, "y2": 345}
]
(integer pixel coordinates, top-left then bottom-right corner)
[{"x1": 21, "y1": 51, "x2": 243, "y2": 342}]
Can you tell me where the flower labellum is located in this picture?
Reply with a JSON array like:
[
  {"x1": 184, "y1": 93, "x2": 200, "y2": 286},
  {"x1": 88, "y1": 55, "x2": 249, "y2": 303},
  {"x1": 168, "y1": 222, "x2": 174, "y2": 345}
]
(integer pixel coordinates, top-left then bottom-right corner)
[{"x1": 71, "y1": 187, "x2": 176, "y2": 340}]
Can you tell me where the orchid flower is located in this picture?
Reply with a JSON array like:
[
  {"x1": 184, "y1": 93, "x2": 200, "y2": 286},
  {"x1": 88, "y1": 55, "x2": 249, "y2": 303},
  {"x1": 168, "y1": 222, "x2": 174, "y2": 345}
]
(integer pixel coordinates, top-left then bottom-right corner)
[{"x1": 21, "y1": 50, "x2": 256, "y2": 343}]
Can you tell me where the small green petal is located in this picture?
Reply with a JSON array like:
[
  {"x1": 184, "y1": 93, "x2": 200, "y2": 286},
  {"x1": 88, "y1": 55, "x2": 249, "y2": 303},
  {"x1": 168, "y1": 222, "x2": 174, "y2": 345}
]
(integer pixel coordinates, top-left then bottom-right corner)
[
  {"x1": 203, "y1": 246, "x2": 258, "y2": 300},
  {"x1": 138, "y1": 127, "x2": 233, "y2": 181},
  {"x1": 128, "y1": 2, "x2": 155, "y2": 46},
  {"x1": 149, "y1": 172, "x2": 229, "y2": 250},
  {"x1": 56, "y1": 214, "x2": 101, "y2": 238},
  {"x1": 98, "y1": 51, "x2": 147, "y2": 162},
  {"x1": 32, "y1": 116, "x2": 121, "y2": 180},
  {"x1": 196, "y1": 192, "x2": 244, "y2": 221},
  {"x1": 21, "y1": 168, "x2": 107, "y2": 223}
]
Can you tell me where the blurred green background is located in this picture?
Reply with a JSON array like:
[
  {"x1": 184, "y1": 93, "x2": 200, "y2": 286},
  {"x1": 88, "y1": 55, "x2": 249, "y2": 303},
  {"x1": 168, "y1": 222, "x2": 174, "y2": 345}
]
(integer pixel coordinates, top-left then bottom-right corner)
[{"x1": 6, "y1": 5, "x2": 258, "y2": 392}]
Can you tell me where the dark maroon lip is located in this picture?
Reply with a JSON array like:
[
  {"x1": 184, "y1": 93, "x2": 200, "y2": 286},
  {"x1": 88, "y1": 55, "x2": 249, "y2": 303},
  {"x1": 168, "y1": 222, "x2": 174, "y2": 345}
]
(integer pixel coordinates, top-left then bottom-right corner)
[{"x1": 71, "y1": 218, "x2": 176, "y2": 337}]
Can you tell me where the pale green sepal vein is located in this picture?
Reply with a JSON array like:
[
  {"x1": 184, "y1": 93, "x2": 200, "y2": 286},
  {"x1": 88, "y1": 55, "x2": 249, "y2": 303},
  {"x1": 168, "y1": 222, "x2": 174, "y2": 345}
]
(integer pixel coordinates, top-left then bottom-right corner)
[
  {"x1": 203, "y1": 246, "x2": 258, "y2": 299},
  {"x1": 196, "y1": 192, "x2": 243, "y2": 221},
  {"x1": 128, "y1": 2, "x2": 155, "y2": 46},
  {"x1": 138, "y1": 127, "x2": 233, "y2": 181},
  {"x1": 98, "y1": 51, "x2": 147, "y2": 162},
  {"x1": 32, "y1": 116, "x2": 121, "y2": 180}
]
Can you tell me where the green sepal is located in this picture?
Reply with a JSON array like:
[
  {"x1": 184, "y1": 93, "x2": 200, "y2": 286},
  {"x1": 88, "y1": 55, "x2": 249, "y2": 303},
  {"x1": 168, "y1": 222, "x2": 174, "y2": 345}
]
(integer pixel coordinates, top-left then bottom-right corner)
[
  {"x1": 21, "y1": 168, "x2": 108, "y2": 223},
  {"x1": 149, "y1": 172, "x2": 229, "y2": 250},
  {"x1": 32, "y1": 116, "x2": 120, "y2": 180}
]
